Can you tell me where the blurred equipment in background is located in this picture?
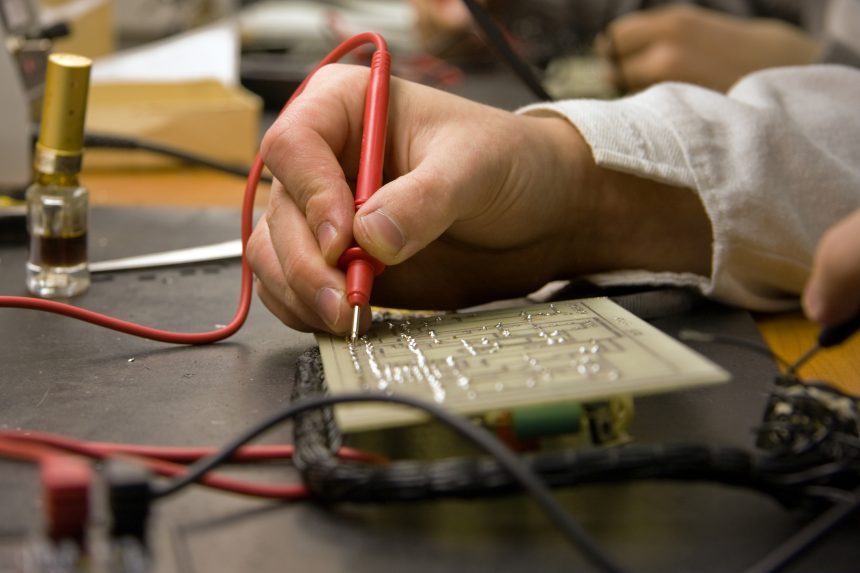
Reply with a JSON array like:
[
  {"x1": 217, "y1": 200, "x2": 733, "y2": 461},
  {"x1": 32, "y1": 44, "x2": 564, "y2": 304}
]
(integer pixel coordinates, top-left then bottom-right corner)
[
  {"x1": 113, "y1": 0, "x2": 235, "y2": 45},
  {"x1": 0, "y1": 0, "x2": 58, "y2": 197},
  {"x1": 238, "y1": 0, "x2": 424, "y2": 110}
]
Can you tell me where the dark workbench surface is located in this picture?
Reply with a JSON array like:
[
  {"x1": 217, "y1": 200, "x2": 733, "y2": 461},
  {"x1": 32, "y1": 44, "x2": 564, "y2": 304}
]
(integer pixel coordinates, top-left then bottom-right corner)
[{"x1": 2, "y1": 205, "x2": 857, "y2": 572}]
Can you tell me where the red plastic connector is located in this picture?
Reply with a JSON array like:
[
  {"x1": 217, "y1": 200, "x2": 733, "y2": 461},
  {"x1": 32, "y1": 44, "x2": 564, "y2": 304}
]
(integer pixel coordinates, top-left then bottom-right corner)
[{"x1": 40, "y1": 455, "x2": 92, "y2": 543}]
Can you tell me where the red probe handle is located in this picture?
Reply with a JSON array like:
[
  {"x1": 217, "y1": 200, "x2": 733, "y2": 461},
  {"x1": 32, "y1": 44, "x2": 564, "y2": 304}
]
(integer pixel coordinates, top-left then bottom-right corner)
[
  {"x1": 339, "y1": 247, "x2": 385, "y2": 307},
  {"x1": 339, "y1": 48, "x2": 391, "y2": 308},
  {"x1": 355, "y1": 49, "x2": 391, "y2": 207}
]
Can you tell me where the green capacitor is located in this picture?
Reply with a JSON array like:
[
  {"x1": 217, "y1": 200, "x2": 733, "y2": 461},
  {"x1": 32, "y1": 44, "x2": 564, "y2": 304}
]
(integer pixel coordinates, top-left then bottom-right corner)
[{"x1": 512, "y1": 402, "x2": 583, "y2": 440}]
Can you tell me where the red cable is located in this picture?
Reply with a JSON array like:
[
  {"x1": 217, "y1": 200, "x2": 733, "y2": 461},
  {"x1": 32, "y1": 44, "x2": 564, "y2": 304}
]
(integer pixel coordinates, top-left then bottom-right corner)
[
  {"x1": 0, "y1": 32, "x2": 391, "y2": 345},
  {"x1": 110, "y1": 453, "x2": 310, "y2": 500},
  {"x1": 1, "y1": 433, "x2": 308, "y2": 501},
  {"x1": 0, "y1": 429, "x2": 388, "y2": 464},
  {"x1": 0, "y1": 427, "x2": 388, "y2": 501}
]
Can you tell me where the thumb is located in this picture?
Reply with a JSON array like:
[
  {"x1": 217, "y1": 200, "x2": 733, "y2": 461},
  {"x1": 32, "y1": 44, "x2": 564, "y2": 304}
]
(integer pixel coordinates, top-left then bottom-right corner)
[{"x1": 352, "y1": 161, "x2": 476, "y2": 265}]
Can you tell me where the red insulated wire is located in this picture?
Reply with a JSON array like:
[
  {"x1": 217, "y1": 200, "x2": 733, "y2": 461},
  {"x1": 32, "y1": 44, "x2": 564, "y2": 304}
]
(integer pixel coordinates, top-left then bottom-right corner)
[
  {"x1": 0, "y1": 429, "x2": 387, "y2": 500},
  {"x1": 0, "y1": 429, "x2": 388, "y2": 464},
  {"x1": 1, "y1": 433, "x2": 308, "y2": 501},
  {"x1": 0, "y1": 435, "x2": 63, "y2": 464},
  {"x1": 110, "y1": 454, "x2": 310, "y2": 500},
  {"x1": 0, "y1": 32, "x2": 391, "y2": 345}
]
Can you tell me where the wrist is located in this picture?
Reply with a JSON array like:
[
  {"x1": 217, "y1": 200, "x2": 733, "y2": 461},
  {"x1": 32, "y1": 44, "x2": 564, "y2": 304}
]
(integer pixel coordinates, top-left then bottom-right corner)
[
  {"x1": 591, "y1": 169, "x2": 713, "y2": 276},
  {"x1": 528, "y1": 113, "x2": 714, "y2": 279}
]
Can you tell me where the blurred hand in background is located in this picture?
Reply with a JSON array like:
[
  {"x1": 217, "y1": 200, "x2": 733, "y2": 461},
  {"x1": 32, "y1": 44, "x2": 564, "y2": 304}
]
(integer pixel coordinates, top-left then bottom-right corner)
[{"x1": 596, "y1": 4, "x2": 819, "y2": 92}]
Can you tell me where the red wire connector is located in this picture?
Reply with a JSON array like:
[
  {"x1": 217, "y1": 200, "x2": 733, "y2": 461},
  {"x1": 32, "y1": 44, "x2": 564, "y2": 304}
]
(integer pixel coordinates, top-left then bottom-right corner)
[
  {"x1": 0, "y1": 437, "x2": 92, "y2": 544},
  {"x1": 41, "y1": 455, "x2": 92, "y2": 544}
]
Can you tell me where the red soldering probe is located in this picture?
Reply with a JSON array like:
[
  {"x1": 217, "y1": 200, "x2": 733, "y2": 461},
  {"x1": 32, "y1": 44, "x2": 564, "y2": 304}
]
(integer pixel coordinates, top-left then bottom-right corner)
[{"x1": 337, "y1": 48, "x2": 392, "y2": 344}]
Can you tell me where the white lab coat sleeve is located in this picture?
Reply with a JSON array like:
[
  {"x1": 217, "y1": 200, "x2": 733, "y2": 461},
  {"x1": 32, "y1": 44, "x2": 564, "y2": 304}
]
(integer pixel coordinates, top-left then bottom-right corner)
[{"x1": 519, "y1": 65, "x2": 860, "y2": 311}]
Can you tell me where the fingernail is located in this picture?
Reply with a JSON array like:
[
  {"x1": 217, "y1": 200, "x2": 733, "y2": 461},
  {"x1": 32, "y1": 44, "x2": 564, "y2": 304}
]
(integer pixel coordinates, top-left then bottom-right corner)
[
  {"x1": 316, "y1": 221, "x2": 338, "y2": 260},
  {"x1": 359, "y1": 209, "x2": 406, "y2": 257},
  {"x1": 316, "y1": 287, "x2": 344, "y2": 330}
]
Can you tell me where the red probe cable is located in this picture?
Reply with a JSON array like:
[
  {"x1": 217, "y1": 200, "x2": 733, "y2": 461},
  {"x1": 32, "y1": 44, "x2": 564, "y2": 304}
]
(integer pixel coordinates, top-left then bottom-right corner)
[
  {"x1": 0, "y1": 32, "x2": 391, "y2": 345},
  {"x1": 0, "y1": 429, "x2": 387, "y2": 464},
  {"x1": 1, "y1": 429, "x2": 387, "y2": 501}
]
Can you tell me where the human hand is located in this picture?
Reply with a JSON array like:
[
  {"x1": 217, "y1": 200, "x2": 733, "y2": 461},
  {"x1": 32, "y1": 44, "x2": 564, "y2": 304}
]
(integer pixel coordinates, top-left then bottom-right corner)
[
  {"x1": 596, "y1": 4, "x2": 819, "y2": 93},
  {"x1": 803, "y1": 209, "x2": 860, "y2": 327},
  {"x1": 247, "y1": 65, "x2": 713, "y2": 336},
  {"x1": 409, "y1": 0, "x2": 490, "y2": 59},
  {"x1": 246, "y1": 64, "x2": 595, "y2": 335},
  {"x1": 410, "y1": 0, "x2": 474, "y2": 36}
]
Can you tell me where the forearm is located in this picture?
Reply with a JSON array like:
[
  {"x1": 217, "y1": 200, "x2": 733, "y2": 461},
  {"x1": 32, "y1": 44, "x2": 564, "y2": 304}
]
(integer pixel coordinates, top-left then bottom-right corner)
[
  {"x1": 531, "y1": 114, "x2": 713, "y2": 279},
  {"x1": 524, "y1": 65, "x2": 860, "y2": 311}
]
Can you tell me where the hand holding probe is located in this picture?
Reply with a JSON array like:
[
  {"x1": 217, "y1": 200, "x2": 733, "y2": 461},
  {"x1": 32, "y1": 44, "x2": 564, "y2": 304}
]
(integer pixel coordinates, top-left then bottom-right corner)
[
  {"x1": 787, "y1": 310, "x2": 860, "y2": 375},
  {"x1": 336, "y1": 48, "x2": 392, "y2": 345}
]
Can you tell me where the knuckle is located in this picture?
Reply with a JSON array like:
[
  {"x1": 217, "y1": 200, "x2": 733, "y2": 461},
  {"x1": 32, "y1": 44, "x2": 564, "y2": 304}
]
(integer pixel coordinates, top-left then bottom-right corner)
[
  {"x1": 245, "y1": 226, "x2": 263, "y2": 264},
  {"x1": 652, "y1": 43, "x2": 683, "y2": 78},
  {"x1": 662, "y1": 5, "x2": 697, "y2": 40},
  {"x1": 308, "y1": 63, "x2": 367, "y2": 91},
  {"x1": 280, "y1": 248, "x2": 314, "y2": 285}
]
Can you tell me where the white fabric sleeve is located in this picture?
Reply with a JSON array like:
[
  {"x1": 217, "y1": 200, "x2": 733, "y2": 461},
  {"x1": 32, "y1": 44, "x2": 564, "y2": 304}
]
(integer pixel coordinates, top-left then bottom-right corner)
[{"x1": 520, "y1": 65, "x2": 860, "y2": 311}]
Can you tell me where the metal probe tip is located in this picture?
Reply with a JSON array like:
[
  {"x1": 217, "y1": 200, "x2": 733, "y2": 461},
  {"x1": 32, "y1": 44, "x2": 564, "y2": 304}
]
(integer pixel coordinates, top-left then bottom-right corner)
[
  {"x1": 786, "y1": 343, "x2": 820, "y2": 376},
  {"x1": 349, "y1": 305, "x2": 361, "y2": 345}
]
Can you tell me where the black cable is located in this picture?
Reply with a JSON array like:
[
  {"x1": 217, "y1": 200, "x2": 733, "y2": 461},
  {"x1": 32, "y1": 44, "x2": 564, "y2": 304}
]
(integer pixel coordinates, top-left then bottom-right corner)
[
  {"x1": 678, "y1": 329, "x2": 792, "y2": 369},
  {"x1": 459, "y1": 0, "x2": 553, "y2": 101},
  {"x1": 742, "y1": 487, "x2": 860, "y2": 573},
  {"x1": 150, "y1": 391, "x2": 629, "y2": 573},
  {"x1": 83, "y1": 132, "x2": 274, "y2": 183},
  {"x1": 289, "y1": 350, "x2": 816, "y2": 507},
  {"x1": 32, "y1": 127, "x2": 273, "y2": 182}
]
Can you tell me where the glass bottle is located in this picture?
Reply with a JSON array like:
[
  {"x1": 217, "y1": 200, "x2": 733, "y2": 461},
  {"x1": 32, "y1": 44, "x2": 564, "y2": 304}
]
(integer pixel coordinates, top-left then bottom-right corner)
[{"x1": 26, "y1": 53, "x2": 92, "y2": 298}]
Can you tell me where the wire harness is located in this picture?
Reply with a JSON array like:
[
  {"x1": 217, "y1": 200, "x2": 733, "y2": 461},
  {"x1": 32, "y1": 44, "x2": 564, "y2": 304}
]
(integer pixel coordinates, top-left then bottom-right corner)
[{"x1": 289, "y1": 348, "x2": 857, "y2": 507}]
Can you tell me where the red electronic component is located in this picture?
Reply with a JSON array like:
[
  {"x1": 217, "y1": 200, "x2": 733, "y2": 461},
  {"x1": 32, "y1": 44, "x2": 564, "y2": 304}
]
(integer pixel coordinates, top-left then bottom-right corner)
[
  {"x1": 41, "y1": 456, "x2": 92, "y2": 543},
  {"x1": 0, "y1": 437, "x2": 91, "y2": 543}
]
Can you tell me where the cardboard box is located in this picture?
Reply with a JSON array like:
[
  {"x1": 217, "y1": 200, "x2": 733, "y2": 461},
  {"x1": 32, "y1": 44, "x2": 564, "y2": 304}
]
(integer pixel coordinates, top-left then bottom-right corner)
[
  {"x1": 84, "y1": 79, "x2": 262, "y2": 171},
  {"x1": 40, "y1": 0, "x2": 116, "y2": 59}
]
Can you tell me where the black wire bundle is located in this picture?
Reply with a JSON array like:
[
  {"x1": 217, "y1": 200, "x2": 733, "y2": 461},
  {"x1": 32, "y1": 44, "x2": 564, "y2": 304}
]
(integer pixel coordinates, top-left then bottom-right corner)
[
  {"x1": 290, "y1": 348, "x2": 843, "y2": 508},
  {"x1": 148, "y1": 345, "x2": 860, "y2": 573}
]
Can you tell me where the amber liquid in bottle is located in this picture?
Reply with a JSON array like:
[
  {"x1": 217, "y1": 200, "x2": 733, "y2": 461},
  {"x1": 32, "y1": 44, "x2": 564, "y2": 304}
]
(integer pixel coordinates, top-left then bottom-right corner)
[{"x1": 26, "y1": 172, "x2": 90, "y2": 297}]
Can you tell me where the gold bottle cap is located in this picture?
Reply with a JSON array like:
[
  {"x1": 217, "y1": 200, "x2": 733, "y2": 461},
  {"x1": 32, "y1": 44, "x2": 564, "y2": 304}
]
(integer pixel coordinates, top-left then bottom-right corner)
[{"x1": 37, "y1": 53, "x2": 92, "y2": 160}]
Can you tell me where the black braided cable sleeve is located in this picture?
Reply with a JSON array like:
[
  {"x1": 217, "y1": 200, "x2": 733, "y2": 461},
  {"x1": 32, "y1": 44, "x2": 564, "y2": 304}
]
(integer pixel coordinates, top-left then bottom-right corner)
[{"x1": 291, "y1": 348, "x2": 824, "y2": 506}]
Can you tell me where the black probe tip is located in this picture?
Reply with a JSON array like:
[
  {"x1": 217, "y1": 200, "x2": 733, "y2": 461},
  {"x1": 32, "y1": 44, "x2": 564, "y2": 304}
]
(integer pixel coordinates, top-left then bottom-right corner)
[{"x1": 818, "y1": 311, "x2": 860, "y2": 348}]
